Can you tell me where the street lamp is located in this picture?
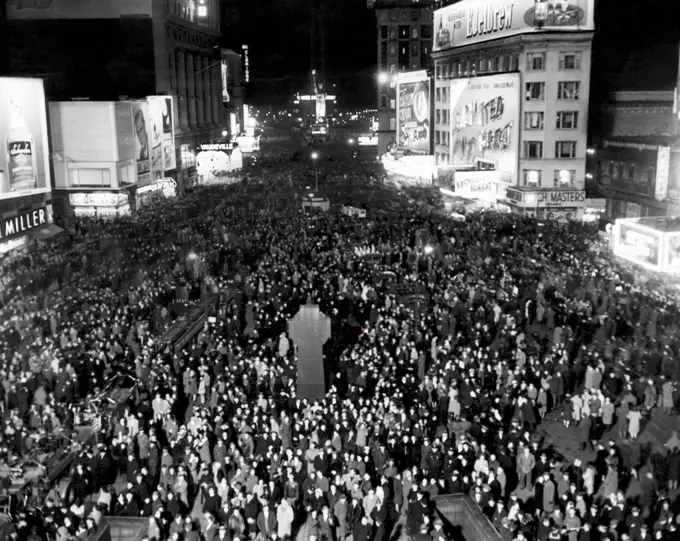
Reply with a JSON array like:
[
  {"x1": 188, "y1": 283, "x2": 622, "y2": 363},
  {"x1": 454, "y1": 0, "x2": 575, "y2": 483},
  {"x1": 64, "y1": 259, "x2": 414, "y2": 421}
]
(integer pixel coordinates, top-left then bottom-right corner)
[
  {"x1": 377, "y1": 72, "x2": 389, "y2": 84},
  {"x1": 310, "y1": 151, "x2": 320, "y2": 191},
  {"x1": 221, "y1": 130, "x2": 228, "y2": 137}
]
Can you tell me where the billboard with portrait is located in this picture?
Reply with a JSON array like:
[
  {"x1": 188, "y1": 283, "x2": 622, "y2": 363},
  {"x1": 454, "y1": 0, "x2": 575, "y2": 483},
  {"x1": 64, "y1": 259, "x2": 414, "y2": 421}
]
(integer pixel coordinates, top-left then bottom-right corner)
[
  {"x1": 6, "y1": 0, "x2": 153, "y2": 20},
  {"x1": 146, "y1": 97, "x2": 164, "y2": 181},
  {"x1": 0, "y1": 78, "x2": 52, "y2": 201},
  {"x1": 433, "y1": 0, "x2": 594, "y2": 52},
  {"x1": 613, "y1": 222, "x2": 662, "y2": 270},
  {"x1": 448, "y1": 73, "x2": 520, "y2": 178},
  {"x1": 131, "y1": 101, "x2": 150, "y2": 185},
  {"x1": 161, "y1": 97, "x2": 176, "y2": 172},
  {"x1": 396, "y1": 71, "x2": 430, "y2": 153}
]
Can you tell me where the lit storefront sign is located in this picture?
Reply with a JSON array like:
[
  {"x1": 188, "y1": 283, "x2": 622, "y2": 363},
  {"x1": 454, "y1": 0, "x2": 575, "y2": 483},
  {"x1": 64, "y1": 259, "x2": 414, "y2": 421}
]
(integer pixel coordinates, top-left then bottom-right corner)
[
  {"x1": 0, "y1": 207, "x2": 48, "y2": 242},
  {"x1": 198, "y1": 143, "x2": 235, "y2": 152},
  {"x1": 137, "y1": 178, "x2": 177, "y2": 197},
  {"x1": 506, "y1": 188, "x2": 585, "y2": 208},
  {"x1": 452, "y1": 171, "x2": 498, "y2": 198},
  {"x1": 242, "y1": 45, "x2": 250, "y2": 83},
  {"x1": 69, "y1": 192, "x2": 127, "y2": 208}
]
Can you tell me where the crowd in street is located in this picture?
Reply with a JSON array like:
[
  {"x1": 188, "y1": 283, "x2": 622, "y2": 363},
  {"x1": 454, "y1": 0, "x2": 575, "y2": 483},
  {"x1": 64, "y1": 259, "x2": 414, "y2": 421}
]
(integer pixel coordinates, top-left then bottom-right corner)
[{"x1": 2, "y1": 147, "x2": 680, "y2": 541}]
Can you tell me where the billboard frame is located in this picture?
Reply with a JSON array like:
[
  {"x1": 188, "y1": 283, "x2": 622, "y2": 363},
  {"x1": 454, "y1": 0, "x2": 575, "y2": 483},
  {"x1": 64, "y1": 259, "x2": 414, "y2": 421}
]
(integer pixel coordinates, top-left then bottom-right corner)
[
  {"x1": 0, "y1": 77, "x2": 52, "y2": 202},
  {"x1": 396, "y1": 70, "x2": 431, "y2": 154}
]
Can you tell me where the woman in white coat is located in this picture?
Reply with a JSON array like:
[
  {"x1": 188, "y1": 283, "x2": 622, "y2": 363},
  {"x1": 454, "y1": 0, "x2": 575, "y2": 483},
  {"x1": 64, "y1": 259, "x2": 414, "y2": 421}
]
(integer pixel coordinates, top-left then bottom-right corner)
[{"x1": 277, "y1": 497, "x2": 295, "y2": 540}]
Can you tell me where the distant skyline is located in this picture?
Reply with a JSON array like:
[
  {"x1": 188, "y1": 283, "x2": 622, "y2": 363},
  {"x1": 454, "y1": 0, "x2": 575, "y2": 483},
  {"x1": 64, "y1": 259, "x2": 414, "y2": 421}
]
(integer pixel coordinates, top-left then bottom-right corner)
[{"x1": 222, "y1": 0, "x2": 680, "y2": 108}]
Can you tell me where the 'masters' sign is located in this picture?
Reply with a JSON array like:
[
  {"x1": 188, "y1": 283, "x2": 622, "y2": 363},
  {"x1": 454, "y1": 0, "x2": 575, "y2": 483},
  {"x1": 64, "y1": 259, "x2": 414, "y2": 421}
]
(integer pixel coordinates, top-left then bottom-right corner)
[{"x1": 0, "y1": 207, "x2": 47, "y2": 241}]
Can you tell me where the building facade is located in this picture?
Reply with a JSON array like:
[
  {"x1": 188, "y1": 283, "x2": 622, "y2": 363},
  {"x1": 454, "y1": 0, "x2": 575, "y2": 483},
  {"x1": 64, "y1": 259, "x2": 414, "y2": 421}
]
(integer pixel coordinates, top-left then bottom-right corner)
[
  {"x1": 5, "y1": 0, "x2": 226, "y2": 193},
  {"x1": 368, "y1": 0, "x2": 434, "y2": 156},
  {"x1": 432, "y1": 0, "x2": 594, "y2": 217},
  {"x1": 595, "y1": 91, "x2": 680, "y2": 221}
]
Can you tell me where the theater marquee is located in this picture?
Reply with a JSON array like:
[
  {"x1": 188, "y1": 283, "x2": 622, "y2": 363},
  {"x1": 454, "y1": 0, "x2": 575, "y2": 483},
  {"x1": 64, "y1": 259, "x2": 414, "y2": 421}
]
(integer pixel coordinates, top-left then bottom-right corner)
[{"x1": 0, "y1": 206, "x2": 48, "y2": 241}]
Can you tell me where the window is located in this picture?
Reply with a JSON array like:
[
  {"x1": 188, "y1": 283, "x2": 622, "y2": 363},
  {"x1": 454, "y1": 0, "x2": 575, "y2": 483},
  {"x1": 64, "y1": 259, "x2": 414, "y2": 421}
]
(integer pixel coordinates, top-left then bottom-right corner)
[
  {"x1": 488, "y1": 57, "x2": 498, "y2": 72},
  {"x1": 500, "y1": 55, "x2": 509, "y2": 71},
  {"x1": 523, "y1": 169, "x2": 542, "y2": 186},
  {"x1": 389, "y1": 44, "x2": 396, "y2": 57},
  {"x1": 558, "y1": 81, "x2": 580, "y2": 100},
  {"x1": 401, "y1": 11, "x2": 407, "y2": 21},
  {"x1": 526, "y1": 52, "x2": 546, "y2": 71},
  {"x1": 524, "y1": 141, "x2": 543, "y2": 159},
  {"x1": 524, "y1": 112, "x2": 544, "y2": 130},
  {"x1": 442, "y1": 87, "x2": 449, "y2": 102},
  {"x1": 390, "y1": 11, "x2": 397, "y2": 21},
  {"x1": 389, "y1": 28, "x2": 397, "y2": 40},
  {"x1": 398, "y1": 25, "x2": 409, "y2": 39},
  {"x1": 435, "y1": 65, "x2": 442, "y2": 78},
  {"x1": 390, "y1": 99, "x2": 396, "y2": 110},
  {"x1": 389, "y1": 117, "x2": 396, "y2": 130},
  {"x1": 436, "y1": 109, "x2": 442, "y2": 124},
  {"x1": 435, "y1": 88, "x2": 441, "y2": 102},
  {"x1": 411, "y1": 9, "x2": 419, "y2": 21},
  {"x1": 525, "y1": 82, "x2": 545, "y2": 101},
  {"x1": 555, "y1": 141, "x2": 577, "y2": 158},
  {"x1": 420, "y1": 25, "x2": 432, "y2": 39},
  {"x1": 559, "y1": 52, "x2": 582, "y2": 70},
  {"x1": 69, "y1": 168, "x2": 111, "y2": 188},
  {"x1": 628, "y1": 163, "x2": 637, "y2": 182},
  {"x1": 380, "y1": 26, "x2": 388, "y2": 39},
  {"x1": 435, "y1": 131, "x2": 441, "y2": 145},
  {"x1": 412, "y1": 28, "x2": 419, "y2": 39},
  {"x1": 554, "y1": 169, "x2": 576, "y2": 186},
  {"x1": 556, "y1": 111, "x2": 579, "y2": 129},
  {"x1": 452, "y1": 62, "x2": 459, "y2": 76},
  {"x1": 411, "y1": 43, "x2": 419, "y2": 57},
  {"x1": 479, "y1": 58, "x2": 487, "y2": 72},
  {"x1": 380, "y1": 96, "x2": 388, "y2": 108},
  {"x1": 380, "y1": 42, "x2": 388, "y2": 64},
  {"x1": 420, "y1": 43, "x2": 430, "y2": 65},
  {"x1": 442, "y1": 132, "x2": 449, "y2": 146},
  {"x1": 646, "y1": 167, "x2": 655, "y2": 185},
  {"x1": 443, "y1": 110, "x2": 449, "y2": 124},
  {"x1": 511, "y1": 54, "x2": 519, "y2": 71}
]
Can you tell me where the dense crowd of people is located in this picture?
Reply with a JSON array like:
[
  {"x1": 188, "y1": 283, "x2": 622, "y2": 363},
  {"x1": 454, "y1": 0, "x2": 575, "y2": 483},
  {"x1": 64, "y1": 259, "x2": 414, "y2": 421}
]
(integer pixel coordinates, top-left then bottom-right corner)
[{"x1": 1, "y1": 143, "x2": 680, "y2": 541}]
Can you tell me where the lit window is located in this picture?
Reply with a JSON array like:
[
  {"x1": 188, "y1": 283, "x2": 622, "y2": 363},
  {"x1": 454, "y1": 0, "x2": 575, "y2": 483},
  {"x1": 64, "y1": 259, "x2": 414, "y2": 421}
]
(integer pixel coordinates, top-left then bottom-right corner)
[
  {"x1": 523, "y1": 170, "x2": 542, "y2": 186},
  {"x1": 554, "y1": 169, "x2": 576, "y2": 186}
]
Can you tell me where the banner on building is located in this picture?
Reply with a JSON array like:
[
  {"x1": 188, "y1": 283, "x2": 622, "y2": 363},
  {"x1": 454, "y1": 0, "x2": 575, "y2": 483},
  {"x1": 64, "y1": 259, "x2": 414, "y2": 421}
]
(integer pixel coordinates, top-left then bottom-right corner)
[
  {"x1": 146, "y1": 97, "x2": 164, "y2": 181},
  {"x1": 131, "y1": 101, "x2": 151, "y2": 185},
  {"x1": 396, "y1": 70, "x2": 430, "y2": 153},
  {"x1": 0, "y1": 78, "x2": 52, "y2": 200},
  {"x1": 448, "y1": 73, "x2": 520, "y2": 178},
  {"x1": 655, "y1": 146, "x2": 670, "y2": 201},
  {"x1": 221, "y1": 60, "x2": 230, "y2": 103}
]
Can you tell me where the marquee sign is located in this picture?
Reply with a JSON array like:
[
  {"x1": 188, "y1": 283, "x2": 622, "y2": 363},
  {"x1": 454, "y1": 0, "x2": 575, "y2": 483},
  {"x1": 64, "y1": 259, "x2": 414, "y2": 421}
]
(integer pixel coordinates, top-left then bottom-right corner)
[{"x1": 0, "y1": 206, "x2": 48, "y2": 242}]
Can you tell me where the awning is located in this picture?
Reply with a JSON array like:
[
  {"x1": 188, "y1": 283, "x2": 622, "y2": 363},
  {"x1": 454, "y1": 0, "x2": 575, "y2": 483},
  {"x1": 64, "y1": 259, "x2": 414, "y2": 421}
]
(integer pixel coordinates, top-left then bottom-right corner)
[{"x1": 28, "y1": 224, "x2": 65, "y2": 242}]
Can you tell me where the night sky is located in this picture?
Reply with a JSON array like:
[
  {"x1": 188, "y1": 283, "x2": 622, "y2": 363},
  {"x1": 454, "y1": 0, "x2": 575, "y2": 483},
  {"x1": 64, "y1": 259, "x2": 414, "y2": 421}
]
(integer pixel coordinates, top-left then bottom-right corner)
[{"x1": 222, "y1": 0, "x2": 680, "y2": 109}]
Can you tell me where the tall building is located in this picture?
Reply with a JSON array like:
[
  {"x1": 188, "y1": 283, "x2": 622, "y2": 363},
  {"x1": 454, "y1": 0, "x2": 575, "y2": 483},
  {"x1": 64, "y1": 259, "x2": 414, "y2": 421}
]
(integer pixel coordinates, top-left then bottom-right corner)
[
  {"x1": 5, "y1": 0, "x2": 226, "y2": 191},
  {"x1": 432, "y1": 0, "x2": 595, "y2": 218},
  {"x1": 368, "y1": 0, "x2": 434, "y2": 155}
]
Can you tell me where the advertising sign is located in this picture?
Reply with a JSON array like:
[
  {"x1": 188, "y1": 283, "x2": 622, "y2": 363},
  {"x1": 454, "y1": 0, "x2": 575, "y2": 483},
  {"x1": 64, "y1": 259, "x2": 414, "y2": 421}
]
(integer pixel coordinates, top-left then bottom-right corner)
[
  {"x1": 666, "y1": 234, "x2": 680, "y2": 270},
  {"x1": 146, "y1": 97, "x2": 164, "y2": 181},
  {"x1": 0, "y1": 206, "x2": 47, "y2": 242},
  {"x1": 453, "y1": 171, "x2": 498, "y2": 198},
  {"x1": 0, "y1": 78, "x2": 52, "y2": 201},
  {"x1": 221, "y1": 60, "x2": 230, "y2": 102},
  {"x1": 655, "y1": 146, "x2": 670, "y2": 201},
  {"x1": 448, "y1": 73, "x2": 519, "y2": 175},
  {"x1": 397, "y1": 71, "x2": 430, "y2": 153},
  {"x1": 7, "y1": 0, "x2": 153, "y2": 19},
  {"x1": 537, "y1": 190, "x2": 585, "y2": 208},
  {"x1": 131, "y1": 101, "x2": 151, "y2": 185},
  {"x1": 161, "y1": 97, "x2": 176, "y2": 171},
  {"x1": 358, "y1": 135, "x2": 378, "y2": 146},
  {"x1": 614, "y1": 222, "x2": 661, "y2": 269},
  {"x1": 433, "y1": 0, "x2": 594, "y2": 52},
  {"x1": 69, "y1": 192, "x2": 127, "y2": 208}
]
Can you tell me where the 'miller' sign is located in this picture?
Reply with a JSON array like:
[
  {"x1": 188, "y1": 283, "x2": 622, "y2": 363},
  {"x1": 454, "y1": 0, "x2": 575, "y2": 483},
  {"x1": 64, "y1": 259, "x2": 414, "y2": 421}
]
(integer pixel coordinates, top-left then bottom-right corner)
[{"x1": 0, "y1": 207, "x2": 48, "y2": 242}]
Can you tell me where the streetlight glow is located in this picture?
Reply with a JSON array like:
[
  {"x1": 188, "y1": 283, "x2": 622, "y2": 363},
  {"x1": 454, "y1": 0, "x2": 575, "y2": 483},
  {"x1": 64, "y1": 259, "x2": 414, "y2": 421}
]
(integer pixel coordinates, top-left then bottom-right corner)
[
  {"x1": 378, "y1": 72, "x2": 389, "y2": 84},
  {"x1": 221, "y1": 130, "x2": 228, "y2": 137},
  {"x1": 311, "y1": 151, "x2": 319, "y2": 160}
]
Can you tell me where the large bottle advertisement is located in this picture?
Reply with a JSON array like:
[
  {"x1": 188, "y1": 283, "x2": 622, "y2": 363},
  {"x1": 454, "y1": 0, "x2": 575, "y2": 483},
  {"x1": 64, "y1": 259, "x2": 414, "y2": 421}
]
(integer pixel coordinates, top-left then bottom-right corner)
[
  {"x1": 131, "y1": 101, "x2": 151, "y2": 185},
  {"x1": 0, "y1": 78, "x2": 52, "y2": 200}
]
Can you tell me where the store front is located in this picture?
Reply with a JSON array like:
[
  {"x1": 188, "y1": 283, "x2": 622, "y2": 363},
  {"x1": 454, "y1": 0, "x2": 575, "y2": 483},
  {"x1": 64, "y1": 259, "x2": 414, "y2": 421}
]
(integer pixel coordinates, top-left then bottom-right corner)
[
  {"x1": 504, "y1": 187, "x2": 586, "y2": 221},
  {"x1": 67, "y1": 191, "x2": 131, "y2": 218},
  {"x1": 134, "y1": 178, "x2": 177, "y2": 210},
  {"x1": 0, "y1": 205, "x2": 62, "y2": 255}
]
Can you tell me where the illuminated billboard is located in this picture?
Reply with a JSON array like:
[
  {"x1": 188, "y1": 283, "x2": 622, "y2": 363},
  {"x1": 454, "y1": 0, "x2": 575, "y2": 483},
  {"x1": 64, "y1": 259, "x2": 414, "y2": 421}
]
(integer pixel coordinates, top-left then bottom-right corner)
[
  {"x1": 146, "y1": 96, "x2": 176, "y2": 176},
  {"x1": 447, "y1": 73, "x2": 520, "y2": 178},
  {"x1": 0, "y1": 78, "x2": 52, "y2": 201},
  {"x1": 433, "y1": 0, "x2": 595, "y2": 52},
  {"x1": 7, "y1": 0, "x2": 153, "y2": 19},
  {"x1": 131, "y1": 101, "x2": 151, "y2": 185},
  {"x1": 396, "y1": 70, "x2": 430, "y2": 153},
  {"x1": 613, "y1": 221, "x2": 662, "y2": 270}
]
